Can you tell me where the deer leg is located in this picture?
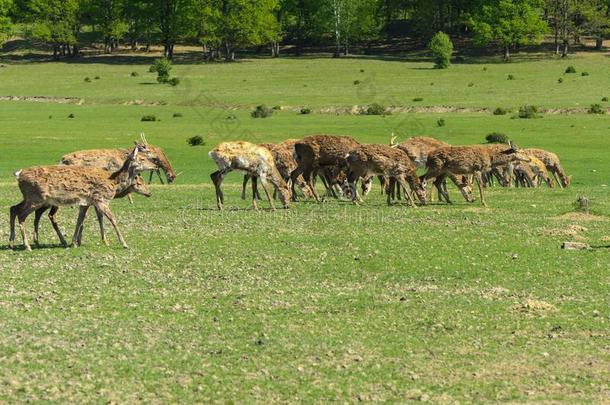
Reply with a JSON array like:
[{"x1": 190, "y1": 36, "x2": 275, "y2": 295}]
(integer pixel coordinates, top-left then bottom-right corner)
[
  {"x1": 72, "y1": 206, "x2": 89, "y2": 247},
  {"x1": 290, "y1": 166, "x2": 305, "y2": 201},
  {"x1": 127, "y1": 194, "x2": 134, "y2": 204},
  {"x1": 156, "y1": 169, "x2": 165, "y2": 185},
  {"x1": 9, "y1": 201, "x2": 24, "y2": 249},
  {"x1": 17, "y1": 202, "x2": 37, "y2": 251},
  {"x1": 47, "y1": 206, "x2": 68, "y2": 248},
  {"x1": 449, "y1": 175, "x2": 472, "y2": 203},
  {"x1": 241, "y1": 174, "x2": 250, "y2": 200},
  {"x1": 306, "y1": 171, "x2": 320, "y2": 203},
  {"x1": 396, "y1": 176, "x2": 416, "y2": 207},
  {"x1": 251, "y1": 175, "x2": 259, "y2": 210},
  {"x1": 474, "y1": 172, "x2": 487, "y2": 207},
  {"x1": 434, "y1": 176, "x2": 451, "y2": 204},
  {"x1": 33, "y1": 206, "x2": 50, "y2": 246},
  {"x1": 93, "y1": 206, "x2": 108, "y2": 246},
  {"x1": 96, "y1": 202, "x2": 127, "y2": 248},
  {"x1": 211, "y1": 170, "x2": 227, "y2": 210},
  {"x1": 148, "y1": 170, "x2": 154, "y2": 184},
  {"x1": 259, "y1": 178, "x2": 276, "y2": 211},
  {"x1": 551, "y1": 170, "x2": 563, "y2": 189}
]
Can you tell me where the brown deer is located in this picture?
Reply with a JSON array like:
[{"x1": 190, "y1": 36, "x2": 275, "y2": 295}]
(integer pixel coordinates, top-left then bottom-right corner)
[
  {"x1": 9, "y1": 144, "x2": 148, "y2": 251},
  {"x1": 524, "y1": 148, "x2": 571, "y2": 188},
  {"x1": 421, "y1": 141, "x2": 531, "y2": 206},
  {"x1": 209, "y1": 141, "x2": 291, "y2": 210},
  {"x1": 290, "y1": 135, "x2": 361, "y2": 202},
  {"x1": 344, "y1": 144, "x2": 427, "y2": 206},
  {"x1": 513, "y1": 156, "x2": 553, "y2": 188}
]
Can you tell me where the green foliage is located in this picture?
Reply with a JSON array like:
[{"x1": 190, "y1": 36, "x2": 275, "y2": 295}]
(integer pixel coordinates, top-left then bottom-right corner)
[
  {"x1": 558, "y1": 77, "x2": 563, "y2": 83},
  {"x1": 84, "y1": 77, "x2": 91, "y2": 82},
  {"x1": 353, "y1": 80, "x2": 360, "y2": 85},
  {"x1": 26, "y1": 0, "x2": 80, "y2": 52},
  {"x1": 187, "y1": 135, "x2": 204, "y2": 146},
  {"x1": 300, "y1": 108, "x2": 312, "y2": 114},
  {"x1": 363, "y1": 103, "x2": 388, "y2": 116},
  {"x1": 251, "y1": 105, "x2": 273, "y2": 118},
  {"x1": 413, "y1": 97, "x2": 423, "y2": 102},
  {"x1": 131, "y1": 71, "x2": 139, "y2": 77},
  {"x1": 516, "y1": 105, "x2": 540, "y2": 119},
  {"x1": 437, "y1": 118, "x2": 446, "y2": 127},
  {"x1": 141, "y1": 114, "x2": 157, "y2": 122},
  {"x1": 0, "y1": 0, "x2": 12, "y2": 45},
  {"x1": 68, "y1": 113, "x2": 75, "y2": 119},
  {"x1": 581, "y1": 72, "x2": 589, "y2": 77},
  {"x1": 485, "y1": 132, "x2": 509, "y2": 143},
  {"x1": 173, "y1": 112, "x2": 183, "y2": 118},
  {"x1": 507, "y1": 74, "x2": 515, "y2": 80},
  {"x1": 150, "y1": 58, "x2": 172, "y2": 83},
  {"x1": 588, "y1": 104, "x2": 605, "y2": 114},
  {"x1": 565, "y1": 66, "x2": 576, "y2": 74},
  {"x1": 168, "y1": 77, "x2": 180, "y2": 86},
  {"x1": 602, "y1": 97, "x2": 609, "y2": 102},
  {"x1": 428, "y1": 32, "x2": 453, "y2": 69},
  {"x1": 493, "y1": 107, "x2": 508, "y2": 115},
  {"x1": 470, "y1": 0, "x2": 547, "y2": 59}
]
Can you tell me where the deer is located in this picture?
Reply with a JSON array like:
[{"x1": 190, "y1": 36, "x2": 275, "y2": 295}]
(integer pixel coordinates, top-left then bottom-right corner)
[
  {"x1": 391, "y1": 135, "x2": 473, "y2": 204},
  {"x1": 513, "y1": 156, "x2": 553, "y2": 188},
  {"x1": 209, "y1": 141, "x2": 291, "y2": 210},
  {"x1": 421, "y1": 141, "x2": 531, "y2": 207},
  {"x1": 344, "y1": 144, "x2": 427, "y2": 206},
  {"x1": 524, "y1": 148, "x2": 571, "y2": 188},
  {"x1": 9, "y1": 144, "x2": 148, "y2": 251},
  {"x1": 241, "y1": 139, "x2": 313, "y2": 201},
  {"x1": 290, "y1": 135, "x2": 361, "y2": 202}
]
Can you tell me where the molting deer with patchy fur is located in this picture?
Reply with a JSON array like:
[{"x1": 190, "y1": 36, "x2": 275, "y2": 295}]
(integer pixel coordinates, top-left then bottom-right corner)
[
  {"x1": 512, "y1": 156, "x2": 553, "y2": 188},
  {"x1": 421, "y1": 141, "x2": 531, "y2": 207},
  {"x1": 291, "y1": 135, "x2": 361, "y2": 202},
  {"x1": 524, "y1": 148, "x2": 570, "y2": 188},
  {"x1": 391, "y1": 135, "x2": 473, "y2": 203},
  {"x1": 344, "y1": 144, "x2": 427, "y2": 206},
  {"x1": 209, "y1": 141, "x2": 291, "y2": 210},
  {"x1": 9, "y1": 144, "x2": 148, "y2": 251}
]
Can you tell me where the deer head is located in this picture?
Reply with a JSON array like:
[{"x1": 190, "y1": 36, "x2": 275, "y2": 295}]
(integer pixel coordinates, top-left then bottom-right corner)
[
  {"x1": 494, "y1": 141, "x2": 531, "y2": 166},
  {"x1": 389, "y1": 133, "x2": 398, "y2": 148}
]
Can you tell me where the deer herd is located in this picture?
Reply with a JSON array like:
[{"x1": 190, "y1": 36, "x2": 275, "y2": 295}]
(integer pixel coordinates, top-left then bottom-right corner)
[{"x1": 8, "y1": 133, "x2": 570, "y2": 251}]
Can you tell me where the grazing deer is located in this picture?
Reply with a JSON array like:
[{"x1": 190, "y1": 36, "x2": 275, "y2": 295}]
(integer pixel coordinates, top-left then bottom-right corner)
[
  {"x1": 421, "y1": 141, "x2": 531, "y2": 206},
  {"x1": 524, "y1": 148, "x2": 571, "y2": 188},
  {"x1": 513, "y1": 156, "x2": 553, "y2": 188},
  {"x1": 209, "y1": 141, "x2": 291, "y2": 210},
  {"x1": 291, "y1": 135, "x2": 361, "y2": 202},
  {"x1": 9, "y1": 144, "x2": 147, "y2": 251},
  {"x1": 344, "y1": 144, "x2": 427, "y2": 206}
]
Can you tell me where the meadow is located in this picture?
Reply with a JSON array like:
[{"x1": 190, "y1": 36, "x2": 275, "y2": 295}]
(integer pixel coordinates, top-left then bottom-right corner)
[{"x1": 0, "y1": 49, "x2": 609, "y2": 403}]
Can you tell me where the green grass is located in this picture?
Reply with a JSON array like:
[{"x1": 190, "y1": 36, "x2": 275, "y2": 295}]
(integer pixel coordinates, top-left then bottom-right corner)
[{"x1": 0, "y1": 51, "x2": 609, "y2": 403}]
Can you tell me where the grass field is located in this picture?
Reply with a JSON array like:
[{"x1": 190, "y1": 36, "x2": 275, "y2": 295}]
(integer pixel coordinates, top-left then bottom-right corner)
[{"x1": 0, "y1": 49, "x2": 609, "y2": 403}]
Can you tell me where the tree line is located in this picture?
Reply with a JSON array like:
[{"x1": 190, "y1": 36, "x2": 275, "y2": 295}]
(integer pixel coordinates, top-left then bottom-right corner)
[{"x1": 0, "y1": 0, "x2": 608, "y2": 60}]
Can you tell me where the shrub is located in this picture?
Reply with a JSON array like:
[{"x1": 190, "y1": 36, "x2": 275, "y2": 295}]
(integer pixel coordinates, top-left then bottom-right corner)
[
  {"x1": 558, "y1": 78, "x2": 563, "y2": 83},
  {"x1": 300, "y1": 108, "x2": 312, "y2": 115},
  {"x1": 353, "y1": 80, "x2": 360, "y2": 85},
  {"x1": 565, "y1": 66, "x2": 576, "y2": 74},
  {"x1": 84, "y1": 77, "x2": 91, "y2": 82},
  {"x1": 251, "y1": 105, "x2": 273, "y2": 118},
  {"x1": 581, "y1": 71, "x2": 589, "y2": 76},
  {"x1": 493, "y1": 107, "x2": 508, "y2": 116},
  {"x1": 68, "y1": 113, "x2": 75, "y2": 119},
  {"x1": 150, "y1": 58, "x2": 172, "y2": 83},
  {"x1": 483, "y1": 66, "x2": 488, "y2": 71},
  {"x1": 168, "y1": 77, "x2": 180, "y2": 86},
  {"x1": 141, "y1": 115, "x2": 157, "y2": 122},
  {"x1": 360, "y1": 69, "x2": 365, "y2": 73},
  {"x1": 468, "y1": 82, "x2": 474, "y2": 87},
  {"x1": 428, "y1": 32, "x2": 453, "y2": 69},
  {"x1": 413, "y1": 97, "x2": 423, "y2": 102},
  {"x1": 94, "y1": 76, "x2": 100, "y2": 80},
  {"x1": 173, "y1": 112, "x2": 183, "y2": 118},
  {"x1": 485, "y1": 132, "x2": 509, "y2": 144},
  {"x1": 602, "y1": 97, "x2": 608, "y2": 102},
  {"x1": 272, "y1": 105, "x2": 281, "y2": 110},
  {"x1": 516, "y1": 105, "x2": 540, "y2": 119},
  {"x1": 507, "y1": 74, "x2": 515, "y2": 80},
  {"x1": 131, "y1": 71, "x2": 139, "y2": 77},
  {"x1": 364, "y1": 103, "x2": 388, "y2": 116},
  {"x1": 437, "y1": 118, "x2": 446, "y2": 127},
  {"x1": 187, "y1": 136, "x2": 204, "y2": 146},
  {"x1": 588, "y1": 104, "x2": 605, "y2": 114}
]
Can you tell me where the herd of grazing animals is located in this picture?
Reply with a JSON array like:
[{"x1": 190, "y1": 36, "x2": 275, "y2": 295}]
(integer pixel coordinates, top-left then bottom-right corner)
[{"x1": 8, "y1": 133, "x2": 569, "y2": 251}]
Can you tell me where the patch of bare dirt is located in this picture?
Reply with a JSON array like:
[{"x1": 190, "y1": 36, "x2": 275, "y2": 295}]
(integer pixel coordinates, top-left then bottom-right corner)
[
  {"x1": 0, "y1": 95, "x2": 85, "y2": 104},
  {"x1": 514, "y1": 299, "x2": 558, "y2": 314},
  {"x1": 542, "y1": 224, "x2": 588, "y2": 237},
  {"x1": 551, "y1": 212, "x2": 609, "y2": 222}
]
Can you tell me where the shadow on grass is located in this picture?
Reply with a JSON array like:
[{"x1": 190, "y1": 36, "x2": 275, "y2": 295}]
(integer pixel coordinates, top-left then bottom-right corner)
[{"x1": 1, "y1": 243, "x2": 69, "y2": 251}]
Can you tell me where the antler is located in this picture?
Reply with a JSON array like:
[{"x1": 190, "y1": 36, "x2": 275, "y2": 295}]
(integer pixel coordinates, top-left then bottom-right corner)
[
  {"x1": 389, "y1": 132, "x2": 398, "y2": 148},
  {"x1": 140, "y1": 132, "x2": 148, "y2": 146}
]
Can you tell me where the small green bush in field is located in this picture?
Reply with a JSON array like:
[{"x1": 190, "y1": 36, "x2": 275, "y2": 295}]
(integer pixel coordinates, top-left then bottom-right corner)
[
  {"x1": 428, "y1": 32, "x2": 453, "y2": 69},
  {"x1": 493, "y1": 107, "x2": 508, "y2": 116},
  {"x1": 251, "y1": 105, "x2": 273, "y2": 118},
  {"x1": 485, "y1": 132, "x2": 509, "y2": 144},
  {"x1": 141, "y1": 115, "x2": 157, "y2": 122},
  {"x1": 516, "y1": 105, "x2": 540, "y2": 119},
  {"x1": 437, "y1": 118, "x2": 446, "y2": 127},
  {"x1": 363, "y1": 103, "x2": 389, "y2": 116},
  {"x1": 565, "y1": 66, "x2": 576, "y2": 74},
  {"x1": 588, "y1": 104, "x2": 605, "y2": 114},
  {"x1": 187, "y1": 136, "x2": 204, "y2": 146}
]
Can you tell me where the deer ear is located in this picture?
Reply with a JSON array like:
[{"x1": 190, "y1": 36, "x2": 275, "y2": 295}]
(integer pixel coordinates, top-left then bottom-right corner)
[{"x1": 509, "y1": 140, "x2": 519, "y2": 151}]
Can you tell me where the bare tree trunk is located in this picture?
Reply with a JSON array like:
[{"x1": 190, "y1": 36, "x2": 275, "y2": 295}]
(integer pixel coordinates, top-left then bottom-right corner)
[
  {"x1": 503, "y1": 44, "x2": 510, "y2": 60},
  {"x1": 561, "y1": 0, "x2": 569, "y2": 58},
  {"x1": 595, "y1": 37, "x2": 603, "y2": 50},
  {"x1": 333, "y1": 0, "x2": 341, "y2": 58}
]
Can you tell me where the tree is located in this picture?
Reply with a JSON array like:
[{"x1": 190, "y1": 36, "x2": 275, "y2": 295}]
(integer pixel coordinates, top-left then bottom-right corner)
[
  {"x1": 88, "y1": 0, "x2": 128, "y2": 53},
  {"x1": 429, "y1": 31, "x2": 453, "y2": 68},
  {"x1": 26, "y1": 0, "x2": 82, "y2": 58},
  {"x1": 471, "y1": 0, "x2": 548, "y2": 60},
  {"x1": 578, "y1": 0, "x2": 610, "y2": 50},
  {"x1": 0, "y1": 0, "x2": 12, "y2": 45},
  {"x1": 151, "y1": 0, "x2": 197, "y2": 59}
]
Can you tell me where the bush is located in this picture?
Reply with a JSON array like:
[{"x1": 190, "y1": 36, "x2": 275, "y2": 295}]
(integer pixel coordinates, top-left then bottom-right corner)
[
  {"x1": 558, "y1": 78, "x2": 563, "y2": 83},
  {"x1": 507, "y1": 74, "x2": 515, "y2": 80},
  {"x1": 565, "y1": 66, "x2": 576, "y2": 74},
  {"x1": 359, "y1": 69, "x2": 365, "y2": 73},
  {"x1": 150, "y1": 58, "x2": 172, "y2": 83},
  {"x1": 353, "y1": 80, "x2": 360, "y2": 85},
  {"x1": 84, "y1": 77, "x2": 91, "y2": 82},
  {"x1": 68, "y1": 113, "x2": 75, "y2": 119},
  {"x1": 485, "y1": 132, "x2": 509, "y2": 144},
  {"x1": 588, "y1": 104, "x2": 605, "y2": 114},
  {"x1": 602, "y1": 97, "x2": 608, "y2": 102},
  {"x1": 364, "y1": 103, "x2": 389, "y2": 116},
  {"x1": 493, "y1": 107, "x2": 508, "y2": 116},
  {"x1": 94, "y1": 76, "x2": 100, "y2": 80},
  {"x1": 581, "y1": 71, "x2": 589, "y2": 76},
  {"x1": 168, "y1": 77, "x2": 180, "y2": 86},
  {"x1": 468, "y1": 82, "x2": 474, "y2": 87},
  {"x1": 141, "y1": 115, "x2": 157, "y2": 122},
  {"x1": 272, "y1": 105, "x2": 281, "y2": 110},
  {"x1": 437, "y1": 118, "x2": 446, "y2": 127},
  {"x1": 131, "y1": 71, "x2": 139, "y2": 77},
  {"x1": 428, "y1": 32, "x2": 453, "y2": 69},
  {"x1": 413, "y1": 97, "x2": 423, "y2": 102},
  {"x1": 516, "y1": 105, "x2": 540, "y2": 119},
  {"x1": 187, "y1": 136, "x2": 204, "y2": 146},
  {"x1": 173, "y1": 112, "x2": 183, "y2": 118},
  {"x1": 300, "y1": 108, "x2": 312, "y2": 115},
  {"x1": 251, "y1": 105, "x2": 273, "y2": 118}
]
